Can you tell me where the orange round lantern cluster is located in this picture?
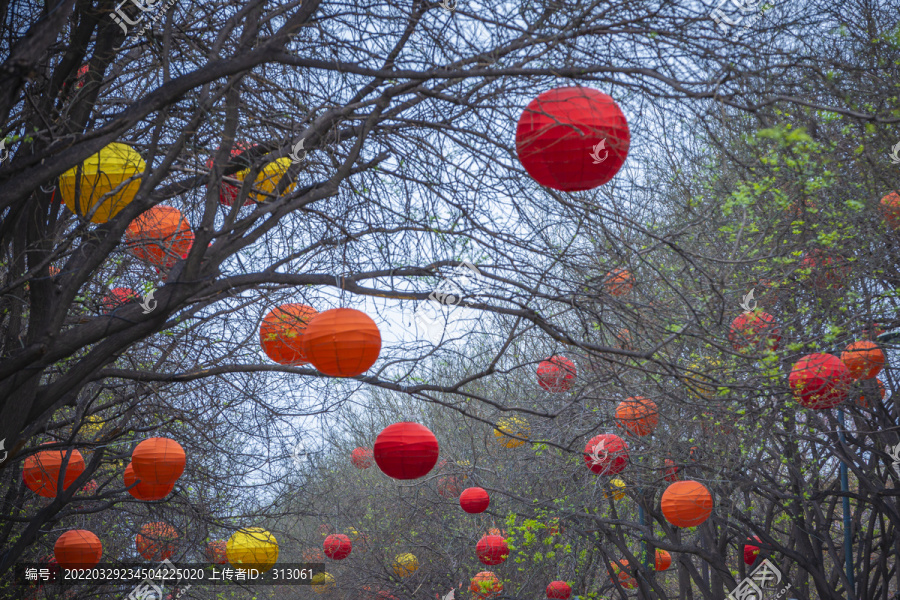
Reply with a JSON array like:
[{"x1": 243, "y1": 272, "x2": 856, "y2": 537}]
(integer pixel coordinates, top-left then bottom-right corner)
[
  {"x1": 131, "y1": 437, "x2": 186, "y2": 488},
  {"x1": 661, "y1": 480, "x2": 713, "y2": 528},
  {"x1": 323, "y1": 534, "x2": 352, "y2": 560},
  {"x1": 351, "y1": 447, "x2": 374, "y2": 469},
  {"x1": 100, "y1": 287, "x2": 139, "y2": 314},
  {"x1": 470, "y1": 571, "x2": 503, "y2": 599},
  {"x1": 124, "y1": 462, "x2": 173, "y2": 501},
  {"x1": 460, "y1": 487, "x2": 490, "y2": 513},
  {"x1": 604, "y1": 268, "x2": 634, "y2": 297},
  {"x1": 206, "y1": 540, "x2": 228, "y2": 564},
  {"x1": 841, "y1": 340, "x2": 885, "y2": 380},
  {"x1": 23, "y1": 446, "x2": 85, "y2": 498},
  {"x1": 546, "y1": 581, "x2": 571, "y2": 599},
  {"x1": 125, "y1": 206, "x2": 194, "y2": 270},
  {"x1": 583, "y1": 433, "x2": 628, "y2": 475},
  {"x1": 655, "y1": 549, "x2": 672, "y2": 571},
  {"x1": 301, "y1": 308, "x2": 381, "y2": 377},
  {"x1": 614, "y1": 396, "x2": 658, "y2": 436},
  {"x1": 729, "y1": 310, "x2": 781, "y2": 352},
  {"x1": 260, "y1": 304, "x2": 318, "y2": 366},
  {"x1": 536, "y1": 356, "x2": 577, "y2": 392},
  {"x1": 54, "y1": 530, "x2": 102, "y2": 570},
  {"x1": 476, "y1": 535, "x2": 509, "y2": 566},
  {"x1": 789, "y1": 353, "x2": 852, "y2": 409},
  {"x1": 136, "y1": 522, "x2": 178, "y2": 561}
]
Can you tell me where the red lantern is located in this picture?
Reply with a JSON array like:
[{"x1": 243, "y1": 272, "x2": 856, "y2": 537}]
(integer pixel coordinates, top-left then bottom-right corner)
[
  {"x1": 655, "y1": 549, "x2": 672, "y2": 571},
  {"x1": 323, "y1": 534, "x2": 352, "y2": 560},
  {"x1": 536, "y1": 356, "x2": 576, "y2": 392},
  {"x1": 54, "y1": 530, "x2": 102, "y2": 570},
  {"x1": 516, "y1": 87, "x2": 630, "y2": 191},
  {"x1": 125, "y1": 206, "x2": 194, "y2": 269},
  {"x1": 206, "y1": 143, "x2": 256, "y2": 206},
  {"x1": 136, "y1": 522, "x2": 178, "y2": 561},
  {"x1": 470, "y1": 571, "x2": 503, "y2": 598},
  {"x1": 841, "y1": 340, "x2": 885, "y2": 380},
  {"x1": 100, "y1": 287, "x2": 139, "y2": 314},
  {"x1": 476, "y1": 535, "x2": 509, "y2": 566},
  {"x1": 609, "y1": 560, "x2": 637, "y2": 590},
  {"x1": 788, "y1": 353, "x2": 852, "y2": 409},
  {"x1": 206, "y1": 540, "x2": 228, "y2": 564},
  {"x1": 729, "y1": 311, "x2": 781, "y2": 352},
  {"x1": 661, "y1": 480, "x2": 713, "y2": 528},
  {"x1": 879, "y1": 191, "x2": 900, "y2": 229},
  {"x1": 351, "y1": 447, "x2": 374, "y2": 469},
  {"x1": 459, "y1": 487, "x2": 490, "y2": 513},
  {"x1": 124, "y1": 462, "x2": 174, "y2": 501},
  {"x1": 604, "y1": 268, "x2": 634, "y2": 297},
  {"x1": 437, "y1": 476, "x2": 462, "y2": 498},
  {"x1": 546, "y1": 581, "x2": 571, "y2": 599},
  {"x1": 583, "y1": 434, "x2": 628, "y2": 475},
  {"x1": 131, "y1": 437, "x2": 186, "y2": 486},
  {"x1": 260, "y1": 304, "x2": 319, "y2": 365},
  {"x1": 373, "y1": 422, "x2": 439, "y2": 479},
  {"x1": 743, "y1": 536, "x2": 761, "y2": 565},
  {"x1": 662, "y1": 459, "x2": 680, "y2": 482},
  {"x1": 23, "y1": 447, "x2": 85, "y2": 498},
  {"x1": 800, "y1": 250, "x2": 849, "y2": 290},
  {"x1": 301, "y1": 308, "x2": 382, "y2": 377}
]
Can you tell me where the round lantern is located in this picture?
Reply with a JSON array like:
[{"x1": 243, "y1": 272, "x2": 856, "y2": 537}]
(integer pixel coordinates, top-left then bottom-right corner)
[
  {"x1": 583, "y1": 434, "x2": 628, "y2": 475},
  {"x1": 227, "y1": 527, "x2": 279, "y2": 573},
  {"x1": 661, "y1": 480, "x2": 713, "y2": 528},
  {"x1": 857, "y1": 378, "x2": 886, "y2": 409},
  {"x1": 536, "y1": 356, "x2": 577, "y2": 392},
  {"x1": 392, "y1": 553, "x2": 418, "y2": 577},
  {"x1": 136, "y1": 522, "x2": 178, "y2": 561},
  {"x1": 609, "y1": 560, "x2": 637, "y2": 590},
  {"x1": 614, "y1": 396, "x2": 659, "y2": 437},
  {"x1": 312, "y1": 572, "x2": 336, "y2": 593},
  {"x1": 206, "y1": 540, "x2": 228, "y2": 564},
  {"x1": 125, "y1": 206, "x2": 193, "y2": 270},
  {"x1": 54, "y1": 530, "x2": 102, "y2": 570},
  {"x1": 879, "y1": 191, "x2": 900, "y2": 229},
  {"x1": 351, "y1": 447, "x2": 374, "y2": 469},
  {"x1": 124, "y1": 462, "x2": 174, "y2": 501},
  {"x1": 437, "y1": 476, "x2": 461, "y2": 498},
  {"x1": 303, "y1": 547, "x2": 325, "y2": 561},
  {"x1": 789, "y1": 353, "x2": 852, "y2": 409},
  {"x1": 744, "y1": 536, "x2": 761, "y2": 565},
  {"x1": 604, "y1": 268, "x2": 634, "y2": 297},
  {"x1": 800, "y1": 250, "x2": 850, "y2": 290},
  {"x1": 23, "y1": 447, "x2": 85, "y2": 498},
  {"x1": 841, "y1": 340, "x2": 885, "y2": 380},
  {"x1": 373, "y1": 422, "x2": 439, "y2": 480},
  {"x1": 259, "y1": 304, "x2": 318, "y2": 366},
  {"x1": 655, "y1": 549, "x2": 672, "y2": 571},
  {"x1": 603, "y1": 477, "x2": 626, "y2": 501},
  {"x1": 100, "y1": 287, "x2": 139, "y2": 314},
  {"x1": 323, "y1": 534, "x2": 352, "y2": 560},
  {"x1": 729, "y1": 311, "x2": 781, "y2": 352},
  {"x1": 516, "y1": 87, "x2": 629, "y2": 191},
  {"x1": 245, "y1": 157, "x2": 296, "y2": 203},
  {"x1": 460, "y1": 487, "x2": 490, "y2": 513},
  {"x1": 59, "y1": 142, "x2": 145, "y2": 223},
  {"x1": 546, "y1": 581, "x2": 571, "y2": 599},
  {"x1": 493, "y1": 416, "x2": 530, "y2": 448},
  {"x1": 476, "y1": 535, "x2": 509, "y2": 566},
  {"x1": 684, "y1": 359, "x2": 724, "y2": 399},
  {"x1": 663, "y1": 459, "x2": 680, "y2": 482},
  {"x1": 301, "y1": 308, "x2": 382, "y2": 377},
  {"x1": 205, "y1": 142, "x2": 256, "y2": 206},
  {"x1": 470, "y1": 571, "x2": 503, "y2": 598},
  {"x1": 131, "y1": 437, "x2": 186, "y2": 486}
]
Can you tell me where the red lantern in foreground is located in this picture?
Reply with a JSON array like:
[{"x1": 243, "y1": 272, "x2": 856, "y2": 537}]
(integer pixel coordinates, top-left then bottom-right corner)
[
  {"x1": 516, "y1": 87, "x2": 630, "y2": 191},
  {"x1": 54, "y1": 530, "x2": 102, "y2": 570},
  {"x1": 655, "y1": 549, "x2": 672, "y2": 571},
  {"x1": 729, "y1": 311, "x2": 781, "y2": 352},
  {"x1": 661, "y1": 480, "x2": 713, "y2": 528},
  {"x1": 536, "y1": 356, "x2": 577, "y2": 392},
  {"x1": 125, "y1": 205, "x2": 193, "y2": 269},
  {"x1": 302, "y1": 308, "x2": 382, "y2": 377},
  {"x1": 460, "y1": 487, "x2": 490, "y2": 513},
  {"x1": 351, "y1": 447, "x2": 374, "y2": 469},
  {"x1": 743, "y1": 536, "x2": 761, "y2": 565},
  {"x1": 323, "y1": 534, "x2": 352, "y2": 560},
  {"x1": 101, "y1": 287, "x2": 139, "y2": 314},
  {"x1": 124, "y1": 462, "x2": 174, "y2": 501},
  {"x1": 546, "y1": 581, "x2": 571, "y2": 599},
  {"x1": 373, "y1": 422, "x2": 439, "y2": 479},
  {"x1": 476, "y1": 535, "x2": 509, "y2": 566},
  {"x1": 23, "y1": 447, "x2": 85, "y2": 498},
  {"x1": 136, "y1": 522, "x2": 178, "y2": 561},
  {"x1": 206, "y1": 540, "x2": 228, "y2": 564},
  {"x1": 131, "y1": 437, "x2": 186, "y2": 486},
  {"x1": 789, "y1": 353, "x2": 852, "y2": 409},
  {"x1": 259, "y1": 304, "x2": 318, "y2": 366},
  {"x1": 583, "y1": 434, "x2": 628, "y2": 475}
]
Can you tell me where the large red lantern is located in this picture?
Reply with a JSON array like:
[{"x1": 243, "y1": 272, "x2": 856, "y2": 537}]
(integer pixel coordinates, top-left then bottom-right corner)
[
  {"x1": 583, "y1": 434, "x2": 628, "y2": 475},
  {"x1": 546, "y1": 581, "x2": 571, "y2": 599},
  {"x1": 841, "y1": 340, "x2": 885, "y2": 380},
  {"x1": 301, "y1": 308, "x2": 382, "y2": 377},
  {"x1": 459, "y1": 487, "x2": 490, "y2": 513},
  {"x1": 661, "y1": 480, "x2": 713, "y2": 528},
  {"x1": 100, "y1": 287, "x2": 139, "y2": 314},
  {"x1": 54, "y1": 530, "x2": 102, "y2": 570},
  {"x1": 743, "y1": 536, "x2": 761, "y2": 565},
  {"x1": 373, "y1": 422, "x2": 439, "y2": 479},
  {"x1": 729, "y1": 311, "x2": 781, "y2": 352},
  {"x1": 516, "y1": 87, "x2": 630, "y2": 191},
  {"x1": 131, "y1": 437, "x2": 186, "y2": 486},
  {"x1": 536, "y1": 356, "x2": 576, "y2": 392},
  {"x1": 323, "y1": 534, "x2": 352, "y2": 560},
  {"x1": 788, "y1": 353, "x2": 852, "y2": 409},
  {"x1": 125, "y1": 206, "x2": 194, "y2": 269},
  {"x1": 136, "y1": 522, "x2": 178, "y2": 561},
  {"x1": 259, "y1": 304, "x2": 318, "y2": 365},
  {"x1": 23, "y1": 447, "x2": 85, "y2": 498},
  {"x1": 476, "y1": 535, "x2": 509, "y2": 566},
  {"x1": 124, "y1": 462, "x2": 174, "y2": 501},
  {"x1": 351, "y1": 447, "x2": 374, "y2": 469}
]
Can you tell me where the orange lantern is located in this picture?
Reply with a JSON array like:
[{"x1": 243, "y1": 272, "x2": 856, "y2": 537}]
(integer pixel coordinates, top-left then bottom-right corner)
[
  {"x1": 207, "y1": 540, "x2": 228, "y2": 564},
  {"x1": 259, "y1": 304, "x2": 319, "y2": 365},
  {"x1": 661, "y1": 480, "x2": 713, "y2": 528},
  {"x1": 789, "y1": 353, "x2": 852, "y2": 409},
  {"x1": 124, "y1": 462, "x2": 174, "y2": 501},
  {"x1": 604, "y1": 268, "x2": 634, "y2": 297},
  {"x1": 654, "y1": 549, "x2": 672, "y2": 571},
  {"x1": 841, "y1": 340, "x2": 885, "y2": 380},
  {"x1": 470, "y1": 571, "x2": 503, "y2": 598},
  {"x1": 609, "y1": 559, "x2": 637, "y2": 590},
  {"x1": 100, "y1": 287, "x2": 139, "y2": 314},
  {"x1": 301, "y1": 308, "x2": 382, "y2": 377},
  {"x1": 614, "y1": 396, "x2": 658, "y2": 436},
  {"x1": 23, "y1": 447, "x2": 85, "y2": 498},
  {"x1": 857, "y1": 378, "x2": 886, "y2": 409},
  {"x1": 131, "y1": 437, "x2": 186, "y2": 486},
  {"x1": 536, "y1": 356, "x2": 577, "y2": 392},
  {"x1": 54, "y1": 530, "x2": 102, "y2": 570},
  {"x1": 879, "y1": 191, "x2": 900, "y2": 228},
  {"x1": 729, "y1": 310, "x2": 781, "y2": 352},
  {"x1": 136, "y1": 522, "x2": 178, "y2": 561},
  {"x1": 125, "y1": 206, "x2": 193, "y2": 269}
]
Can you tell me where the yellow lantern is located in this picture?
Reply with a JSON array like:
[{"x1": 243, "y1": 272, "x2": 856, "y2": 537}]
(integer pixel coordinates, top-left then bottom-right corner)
[
  {"x1": 683, "y1": 358, "x2": 724, "y2": 399},
  {"x1": 344, "y1": 527, "x2": 360, "y2": 541},
  {"x1": 604, "y1": 477, "x2": 626, "y2": 501},
  {"x1": 233, "y1": 157, "x2": 295, "y2": 203},
  {"x1": 226, "y1": 527, "x2": 278, "y2": 573},
  {"x1": 392, "y1": 553, "x2": 419, "y2": 577},
  {"x1": 493, "y1": 417, "x2": 530, "y2": 448},
  {"x1": 59, "y1": 142, "x2": 145, "y2": 223},
  {"x1": 312, "y1": 572, "x2": 336, "y2": 593}
]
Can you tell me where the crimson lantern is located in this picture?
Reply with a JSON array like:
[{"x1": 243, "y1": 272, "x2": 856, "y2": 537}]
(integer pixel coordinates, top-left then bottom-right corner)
[
  {"x1": 546, "y1": 581, "x2": 571, "y2": 599},
  {"x1": 744, "y1": 536, "x2": 761, "y2": 565},
  {"x1": 536, "y1": 356, "x2": 576, "y2": 392},
  {"x1": 583, "y1": 434, "x2": 628, "y2": 475},
  {"x1": 788, "y1": 353, "x2": 852, "y2": 409},
  {"x1": 351, "y1": 447, "x2": 374, "y2": 469},
  {"x1": 438, "y1": 476, "x2": 461, "y2": 498},
  {"x1": 460, "y1": 487, "x2": 490, "y2": 513},
  {"x1": 323, "y1": 534, "x2": 352, "y2": 560},
  {"x1": 476, "y1": 535, "x2": 509, "y2": 566},
  {"x1": 729, "y1": 311, "x2": 781, "y2": 352},
  {"x1": 373, "y1": 422, "x2": 439, "y2": 479}
]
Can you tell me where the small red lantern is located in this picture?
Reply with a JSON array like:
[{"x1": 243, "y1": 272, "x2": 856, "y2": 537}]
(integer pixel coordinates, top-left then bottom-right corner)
[
  {"x1": 536, "y1": 356, "x2": 576, "y2": 392},
  {"x1": 743, "y1": 536, "x2": 761, "y2": 565},
  {"x1": 125, "y1": 206, "x2": 194, "y2": 270},
  {"x1": 323, "y1": 534, "x2": 352, "y2": 560},
  {"x1": 546, "y1": 581, "x2": 571, "y2": 599},
  {"x1": 655, "y1": 549, "x2": 672, "y2": 571},
  {"x1": 100, "y1": 287, "x2": 139, "y2": 314},
  {"x1": 373, "y1": 422, "x2": 439, "y2": 480},
  {"x1": 460, "y1": 487, "x2": 490, "y2": 513},
  {"x1": 302, "y1": 308, "x2": 382, "y2": 377},
  {"x1": 351, "y1": 447, "x2": 374, "y2": 469},
  {"x1": 476, "y1": 535, "x2": 509, "y2": 565},
  {"x1": 729, "y1": 311, "x2": 781, "y2": 352},
  {"x1": 437, "y1": 476, "x2": 461, "y2": 498},
  {"x1": 789, "y1": 353, "x2": 852, "y2": 409},
  {"x1": 663, "y1": 459, "x2": 680, "y2": 482},
  {"x1": 583, "y1": 434, "x2": 628, "y2": 475}
]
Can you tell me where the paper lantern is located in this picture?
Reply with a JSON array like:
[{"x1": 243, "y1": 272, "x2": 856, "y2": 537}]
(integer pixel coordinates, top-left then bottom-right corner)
[
  {"x1": 604, "y1": 268, "x2": 634, "y2": 297},
  {"x1": 661, "y1": 480, "x2": 713, "y2": 528},
  {"x1": 476, "y1": 535, "x2": 509, "y2": 566},
  {"x1": 303, "y1": 547, "x2": 325, "y2": 561},
  {"x1": 54, "y1": 530, "x2": 102, "y2": 570},
  {"x1": 59, "y1": 142, "x2": 145, "y2": 223},
  {"x1": 351, "y1": 447, "x2": 374, "y2": 469},
  {"x1": 516, "y1": 87, "x2": 629, "y2": 191},
  {"x1": 323, "y1": 534, "x2": 352, "y2": 560},
  {"x1": 23, "y1": 447, "x2": 85, "y2": 498},
  {"x1": 663, "y1": 459, "x2": 680, "y2": 482},
  {"x1": 743, "y1": 536, "x2": 761, "y2": 565},
  {"x1": 125, "y1": 206, "x2": 193, "y2": 270},
  {"x1": 684, "y1": 359, "x2": 723, "y2": 399},
  {"x1": 729, "y1": 311, "x2": 781, "y2": 352},
  {"x1": 546, "y1": 581, "x2": 571, "y2": 599},
  {"x1": 246, "y1": 157, "x2": 296, "y2": 203},
  {"x1": 373, "y1": 422, "x2": 439, "y2": 480},
  {"x1": 78, "y1": 479, "x2": 98, "y2": 495},
  {"x1": 614, "y1": 396, "x2": 659, "y2": 437},
  {"x1": 493, "y1": 416, "x2": 530, "y2": 448},
  {"x1": 857, "y1": 378, "x2": 886, "y2": 409},
  {"x1": 655, "y1": 549, "x2": 672, "y2": 571},
  {"x1": 206, "y1": 540, "x2": 228, "y2": 564},
  {"x1": 583, "y1": 434, "x2": 628, "y2": 475},
  {"x1": 74, "y1": 64, "x2": 89, "y2": 90},
  {"x1": 609, "y1": 560, "x2": 637, "y2": 590},
  {"x1": 801, "y1": 250, "x2": 849, "y2": 290},
  {"x1": 545, "y1": 517, "x2": 563, "y2": 536},
  {"x1": 841, "y1": 340, "x2": 885, "y2": 380},
  {"x1": 879, "y1": 191, "x2": 900, "y2": 228},
  {"x1": 260, "y1": 304, "x2": 318, "y2": 365},
  {"x1": 205, "y1": 142, "x2": 255, "y2": 206},
  {"x1": 470, "y1": 571, "x2": 503, "y2": 598},
  {"x1": 124, "y1": 462, "x2": 174, "y2": 501},
  {"x1": 131, "y1": 437, "x2": 186, "y2": 486},
  {"x1": 227, "y1": 527, "x2": 279, "y2": 573},
  {"x1": 136, "y1": 522, "x2": 178, "y2": 561},
  {"x1": 100, "y1": 287, "x2": 139, "y2": 314},
  {"x1": 312, "y1": 572, "x2": 336, "y2": 593},
  {"x1": 438, "y1": 476, "x2": 462, "y2": 498},
  {"x1": 460, "y1": 487, "x2": 490, "y2": 513},
  {"x1": 301, "y1": 308, "x2": 382, "y2": 377},
  {"x1": 392, "y1": 553, "x2": 418, "y2": 577},
  {"x1": 536, "y1": 356, "x2": 577, "y2": 392},
  {"x1": 789, "y1": 353, "x2": 852, "y2": 409},
  {"x1": 604, "y1": 477, "x2": 626, "y2": 501}
]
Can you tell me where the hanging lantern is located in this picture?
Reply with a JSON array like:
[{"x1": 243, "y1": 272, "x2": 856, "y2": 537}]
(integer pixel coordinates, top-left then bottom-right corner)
[
  {"x1": 125, "y1": 206, "x2": 193, "y2": 270},
  {"x1": 351, "y1": 447, "x2": 374, "y2": 469},
  {"x1": 661, "y1": 480, "x2": 713, "y2": 528},
  {"x1": 609, "y1": 559, "x2": 637, "y2": 590},
  {"x1": 23, "y1": 447, "x2": 85, "y2": 498},
  {"x1": 857, "y1": 378, "x2": 886, "y2": 409},
  {"x1": 312, "y1": 572, "x2": 336, "y2": 593},
  {"x1": 131, "y1": 437, "x2": 186, "y2": 486},
  {"x1": 603, "y1": 477, "x2": 626, "y2": 501},
  {"x1": 438, "y1": 476, "x2": 462, "y2": 498},
  {"x1": 246, "y1": 157, "x2": 296, "y2": 203},
  {"x1": 206, "y1": 540, "x2": 228, "y2": 564},
  {"x1": 59, "y1": 142, "x2": 145, "y2": 223},
  {"x1": 54, "y1": 530, "x2": 102, "y2": 570},
  {"x1": 205, "y1": 143, "x2": 256, "y2": 206},
  {"x1": 392, "y1": 553, "x2": 418, "y2": 577},
  {"x1": 100, "y1": 287, "x2": 139, "y2": 314},
  {"x1": 459, "y1": 487, "x2": 490, "y2": 513},
  {"x1": 800, "y1": 250, "x2": 850, "y2": 290},
  {"x1": 729, "y1": 311, "x2": 781, "y2": 352},
  {"x1": 476, "y1": 535, "x2": 509, "y2": 566},
  {"x1": 789, "y1": 353, "x2": 852, "y2": 409},
  {"x1": 743, "y1": 536, "x2": 761, "y2": 565},
  {"x1": 136, "y1": 522, "x2": 178, "y2": 561},
  {"x1": 546, "y1": 581, "x2": 571, "y2": 599},
  {"x1": 662, "y1": 459, "x2": 680, "y2": 482},
  {"x1": 614, "y1": 396, "x2": 659, "y2": 437},
  {"x1": 227, "y1": 527, "x2": 279, "y2": 573},
  {"x1": 323, "y1": 534, "x2": 352, "y2": 560},
  {"x1": 493, "y1": 416, "x2": 530, "y2": 448},
  {"x1": 604, "y1": 268, "x2": 634, "y2": 297},
  {"x1": 260, "y1": 304, "x2": 319, "y2": 365},
  {"x1": 879, "y1": 191, "x2": 900, "y2": 228},
  {"x1": 373, "y1": 422, "x2": 439, "y2": 480},
  {"x1": 654, "y1": 549, "x2": 672, "y2": 571},
  {"x1": 515, "y1": 87, "x2": 629, "y2": 191},
  {"x1": 469, "y1": 571, "x2": 503, "y2": 598},
  {"x1": 124, "y1": 462, "x2": 174, "y2": 501},
  {"x1": 583, "y1": 434, "x2": 628, "y2": 475},
  {"x1": 536, "y1": 356, "x2": 577, "y2": 392},
  {"x1": 841, "y1": 340, "x2": 885, "y2": 380},
  {"x1": 301, "y1": 308, "x2": 382, "y2": 377}
]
